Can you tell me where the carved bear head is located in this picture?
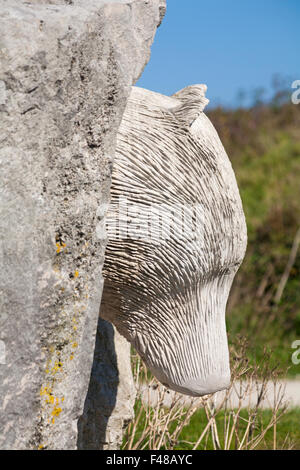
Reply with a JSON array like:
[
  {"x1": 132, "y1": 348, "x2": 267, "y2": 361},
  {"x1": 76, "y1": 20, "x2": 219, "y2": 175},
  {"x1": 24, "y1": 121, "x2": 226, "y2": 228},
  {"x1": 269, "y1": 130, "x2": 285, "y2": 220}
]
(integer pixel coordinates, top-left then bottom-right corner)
[{"x1": 100, "y1": 85, "x2": 247, "y2": 396}]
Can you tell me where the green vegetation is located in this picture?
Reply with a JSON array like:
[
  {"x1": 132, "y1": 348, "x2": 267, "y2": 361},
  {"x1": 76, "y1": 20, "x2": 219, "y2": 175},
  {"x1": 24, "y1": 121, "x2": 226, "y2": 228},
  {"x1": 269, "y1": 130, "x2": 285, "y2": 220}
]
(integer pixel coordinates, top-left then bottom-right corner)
[
  {"x1": 175, "y1": 407, "x2": 300, "y2": 450},
  {"x1": 207, "y1": 98, "x2": 300, "y2": 377},
  {"x1": 124, "y1": 348, "x2": 298, "y2": 450},
  {"x1": 125, "y1": 402, "x2": 300, "y2": 450}
]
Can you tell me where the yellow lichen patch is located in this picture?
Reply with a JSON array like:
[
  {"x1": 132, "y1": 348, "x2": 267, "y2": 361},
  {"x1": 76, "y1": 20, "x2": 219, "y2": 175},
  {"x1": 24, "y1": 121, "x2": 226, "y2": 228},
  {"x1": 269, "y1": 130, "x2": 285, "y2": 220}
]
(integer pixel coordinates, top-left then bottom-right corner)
[
  {"x1": 40, "y1": 385, "x2": 52, "y2": 397},
  {"x1": 46, "y1": 395, "x2": 55, "y2": 405},
  {"x1": 38, "y1": 444, "x2": 44, "y2": 450},
  {"x1": 51, "y1": 360, "x2": 63, "y2": 374},
  {"x1": 56, "y1": 242, "x2": 66, "y2": 254},
  {"x1": 40, "y1": 385, "x2": 59, "y2": 408},
  {"x1": 74, "y1": 270, "x2": 79, "y2": 278},
  {"x1": 40, "y1": 383, "x2": 64, "y2": 415},
  {"x1": 69, "y1": 353, "x2": 74, "y2": 360},
  {"x1": 51, "y1": 406, "x2": 62, "y2": 418},
  {"x1": 72, "y1": 342, "x2": 78, "y2": 349},
  {"x1": 72, "y1": 316, "x2": 78, "y2": 331},
  {"x1": 40, "y1": 344, "x2": 70, "y2": 429}
]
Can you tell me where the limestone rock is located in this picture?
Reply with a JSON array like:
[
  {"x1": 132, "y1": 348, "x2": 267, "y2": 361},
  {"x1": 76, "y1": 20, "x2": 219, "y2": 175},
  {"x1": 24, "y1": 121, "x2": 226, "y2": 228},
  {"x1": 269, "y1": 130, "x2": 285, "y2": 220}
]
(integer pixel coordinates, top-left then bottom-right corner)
[{"x1": 0, "y1": 0, "x2": 165, "y2": 450}]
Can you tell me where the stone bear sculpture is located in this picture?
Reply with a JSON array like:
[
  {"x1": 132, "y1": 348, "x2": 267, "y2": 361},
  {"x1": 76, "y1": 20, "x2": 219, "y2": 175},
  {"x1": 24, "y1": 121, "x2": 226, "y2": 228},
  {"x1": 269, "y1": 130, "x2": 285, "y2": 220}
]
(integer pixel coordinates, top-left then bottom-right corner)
[{"x1": 100, "y1": 85, "x2": 247, "y2": 396}]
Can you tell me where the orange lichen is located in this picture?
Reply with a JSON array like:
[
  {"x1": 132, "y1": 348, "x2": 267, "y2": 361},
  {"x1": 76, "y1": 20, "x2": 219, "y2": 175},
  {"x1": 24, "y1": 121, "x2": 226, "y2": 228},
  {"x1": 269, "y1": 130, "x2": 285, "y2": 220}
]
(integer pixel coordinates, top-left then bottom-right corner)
[
  {"x1": 40, "y1": 385, "x2": 52, "y2": 397},
  {"x1": 52, "y1": 406, "x2": 62, "y2": 418},
  {"x1": 51, "y1": 360, "x2": 63, "y2": 374},
  {"x1": 47, "y1": 395, "x2": 55, "y2": 405},
  {"x1": 56, "y1": 242, "x2": 66, "y2": 254}
]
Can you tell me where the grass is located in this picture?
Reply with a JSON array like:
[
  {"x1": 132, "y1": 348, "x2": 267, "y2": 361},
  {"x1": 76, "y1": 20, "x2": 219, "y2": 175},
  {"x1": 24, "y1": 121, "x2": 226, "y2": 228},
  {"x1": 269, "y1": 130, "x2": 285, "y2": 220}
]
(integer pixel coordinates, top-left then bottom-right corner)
[
  {"x1": 122, "y1": 342, "x2": 298, "y2": 450},
  {"x1": 174, "y1": 407, "x2": 300, "y2": 450}
]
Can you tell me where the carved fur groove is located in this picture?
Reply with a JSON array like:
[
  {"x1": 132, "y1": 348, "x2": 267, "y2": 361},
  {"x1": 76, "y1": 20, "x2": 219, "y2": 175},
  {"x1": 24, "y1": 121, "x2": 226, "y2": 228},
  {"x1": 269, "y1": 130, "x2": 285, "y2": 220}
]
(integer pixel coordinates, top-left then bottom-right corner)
[{"x1": 100, "y1": 85, "x2": 247, "y2": 397}]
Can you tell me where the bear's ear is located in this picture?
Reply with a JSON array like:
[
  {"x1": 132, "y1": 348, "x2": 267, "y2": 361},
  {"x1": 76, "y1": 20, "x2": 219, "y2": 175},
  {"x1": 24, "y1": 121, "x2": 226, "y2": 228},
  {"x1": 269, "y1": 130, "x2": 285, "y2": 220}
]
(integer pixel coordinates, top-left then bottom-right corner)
[{"x1": 171, "y1": 84, "x2": 209, "y2": 127}]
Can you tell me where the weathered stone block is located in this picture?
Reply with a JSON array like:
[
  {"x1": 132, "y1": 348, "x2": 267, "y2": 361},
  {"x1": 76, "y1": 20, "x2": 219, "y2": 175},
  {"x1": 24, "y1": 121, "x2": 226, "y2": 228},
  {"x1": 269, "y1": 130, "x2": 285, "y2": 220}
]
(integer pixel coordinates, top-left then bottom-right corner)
[{"x1": 0, "y1": 0, "x2": 165, "y2": 449}]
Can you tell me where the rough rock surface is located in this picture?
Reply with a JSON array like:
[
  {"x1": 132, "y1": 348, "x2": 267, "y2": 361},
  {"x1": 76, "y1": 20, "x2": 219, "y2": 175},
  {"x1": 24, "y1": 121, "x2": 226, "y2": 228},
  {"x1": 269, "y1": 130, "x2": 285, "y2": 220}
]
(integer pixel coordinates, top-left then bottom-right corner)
[{"x1": 0, "y1": 0, "x2": 165, "y2": 450}]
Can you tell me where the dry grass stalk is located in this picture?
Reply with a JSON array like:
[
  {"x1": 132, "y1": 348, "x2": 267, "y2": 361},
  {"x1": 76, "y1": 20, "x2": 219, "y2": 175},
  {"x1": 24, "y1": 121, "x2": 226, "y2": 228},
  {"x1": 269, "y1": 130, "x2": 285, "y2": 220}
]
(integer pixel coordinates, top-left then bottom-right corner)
[{"x1": 122, "y1": 338, "x2": 289, "y2": 450}]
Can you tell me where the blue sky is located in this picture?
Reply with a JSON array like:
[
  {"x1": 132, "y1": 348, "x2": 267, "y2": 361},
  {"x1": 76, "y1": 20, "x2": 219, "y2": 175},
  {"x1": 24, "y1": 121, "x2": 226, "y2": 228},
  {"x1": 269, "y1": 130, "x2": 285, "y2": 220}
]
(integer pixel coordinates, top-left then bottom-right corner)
[{"x1": 137, "y1": 0, "x2": 300, "y2": 108}]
